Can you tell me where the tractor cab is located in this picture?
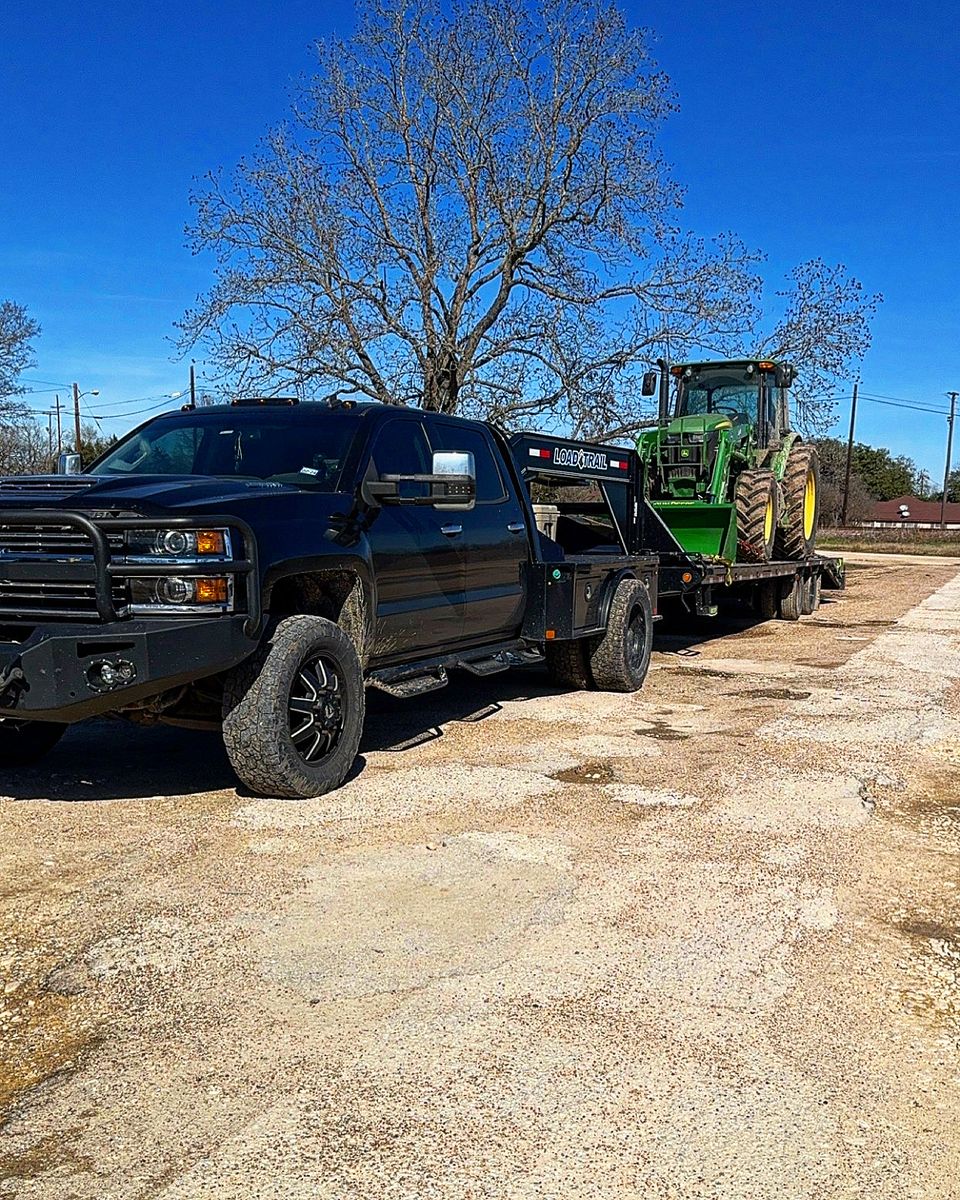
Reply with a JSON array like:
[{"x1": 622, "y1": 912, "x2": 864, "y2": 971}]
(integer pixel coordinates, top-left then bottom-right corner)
[
  {"x1": 672, "y1": 360, "x2": 796, "y2": 446},
  {"x1": 636, "y1": 358, "x2": 817, "y2": 564}
]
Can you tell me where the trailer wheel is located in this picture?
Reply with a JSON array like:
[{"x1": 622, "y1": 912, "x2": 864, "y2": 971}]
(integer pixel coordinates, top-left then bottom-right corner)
[
  {"x1": 776, "y1": 445, "x2": 820, "y2": 559},
  {"x1": 757, "y1": 580, "x2": 779, "y2": 621},
  {"x1": 588, "y1": 578, "x2": 653, "y2": 692},
  {"x1": 736, "y1": 470, "x2": 779, "y2": 562},
  {"x1": 800, "y1": 572, "x2": 821, "y2": 615},
  {"x1": 779, "y1": 576, "x2": 803, "y2": 621},
  {"x1": 544, "y1": 640, "x2": 593, "y2": 690},
  {"x1": 0, "y1": 718, "x2": 65, "y2": 766},
  {"x1": 222, "y1": 615, "x2": 364, "y2": 798}
]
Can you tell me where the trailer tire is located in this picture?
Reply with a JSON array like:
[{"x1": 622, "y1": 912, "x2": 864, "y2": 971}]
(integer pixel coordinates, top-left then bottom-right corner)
[
  {"x1": 777, "y1": 445, "x2": 820, "y2": 559},
  {"x1": 588, "y1": 578, "x2": 653, "y2": 692},
  {"x1": 0, "y1": 718, "x2": 65, "y2": 766},
  {"x1": 779, "y1": 576, "x2": 803, "y2": 621},
  {"x1": 800, "y1": 572, "x2": 821, "y2": 615},
  {"x1": 544, "y1": 640, "x2": 593, "y2": 690},
  {"x1": 757, "y1": 581, "x2": 780, "y2": 621},
  {"x1": 222, "y1": 615, "x2": 364, "y2": 798},
  {"x1": 736, "y1": 470, "x2": 779, "y2": 562}
]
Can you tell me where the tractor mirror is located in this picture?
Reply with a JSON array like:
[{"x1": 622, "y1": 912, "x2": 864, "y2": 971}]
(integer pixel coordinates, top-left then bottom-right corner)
[
  {"x1": 641, "y1": 370, "x2": 658, "y2": 397},
  {"x1": 774, "y1": 365, "x2": 794, "y2": 388}
]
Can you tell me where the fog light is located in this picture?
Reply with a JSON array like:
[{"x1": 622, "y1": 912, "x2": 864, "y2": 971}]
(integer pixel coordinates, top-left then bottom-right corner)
[{"x1": 86, "y1": 658, "x2": 137, "y2": 692}]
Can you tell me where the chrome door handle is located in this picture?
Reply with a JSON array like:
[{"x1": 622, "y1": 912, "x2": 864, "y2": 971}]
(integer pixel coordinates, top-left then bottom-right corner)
[
  {"x1": 440, "y1": 524, "x2": 463, "y2": 537},
  {"x1": 506, "y1": 522, "x2": 525, "y2": 533}
]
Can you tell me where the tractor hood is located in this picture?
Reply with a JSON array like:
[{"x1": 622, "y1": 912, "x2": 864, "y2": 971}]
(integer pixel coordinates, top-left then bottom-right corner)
[{"x1": 664, "y1": 414, "x2": 734, "y2": 438}]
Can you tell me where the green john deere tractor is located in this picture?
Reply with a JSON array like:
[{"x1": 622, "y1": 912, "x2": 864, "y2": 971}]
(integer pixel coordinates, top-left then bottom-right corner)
[{"x1": 636, "y1": 359, "x2": 820, "y2": 563}]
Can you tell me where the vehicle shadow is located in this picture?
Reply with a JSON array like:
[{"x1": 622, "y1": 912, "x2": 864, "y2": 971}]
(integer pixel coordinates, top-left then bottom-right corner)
[{"x1": 0, "y1": 669, "x2": 566, "y2": 804}]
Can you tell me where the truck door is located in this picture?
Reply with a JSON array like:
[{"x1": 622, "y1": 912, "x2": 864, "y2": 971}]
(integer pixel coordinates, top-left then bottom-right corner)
[
  {"x1": 365, "y1": 417, "x2": 462, "y2": 658},
  {"x1": 428, "y1": 421, "x2": 528, "y2": 646}
]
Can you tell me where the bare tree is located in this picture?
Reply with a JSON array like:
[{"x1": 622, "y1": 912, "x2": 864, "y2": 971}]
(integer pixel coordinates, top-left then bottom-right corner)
[
  {"x1": 182, "y1": 0, "x2": 764, "y2": 431},
  {"x1": 0, "y1": 300, "x2": 40, "y2": 402},
  {"x1": 757, "y1": 259, "x2": 881, "y2": 434}
]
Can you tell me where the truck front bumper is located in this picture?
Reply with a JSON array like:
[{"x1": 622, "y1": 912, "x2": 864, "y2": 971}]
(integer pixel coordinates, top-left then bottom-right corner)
[{"x1": 0, "y1": 616, "x2": 259, "y2": 723}]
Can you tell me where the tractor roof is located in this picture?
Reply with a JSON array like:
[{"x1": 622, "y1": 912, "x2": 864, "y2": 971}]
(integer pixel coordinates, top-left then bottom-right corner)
[{"x1": 672, "y1": 359, "x2": 793, "y2": 372}]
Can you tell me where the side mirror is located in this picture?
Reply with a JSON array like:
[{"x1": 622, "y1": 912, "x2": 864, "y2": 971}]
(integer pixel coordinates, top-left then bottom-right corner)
[
  {"x1": 57, "y1": 452, "x2": 82, "y2": 475},
  {"x1": 774, "y1": 364, "x2": 795, "y2": 388},
  {"x1": 362, "y1": 450, "x2": 476, "y2": 510},
  {"x1": 641, "y1": 370, "x2": 659, "y2": 397},
  {"x1": 430, "y1": 450, "x2": 475, "y2": 510}
]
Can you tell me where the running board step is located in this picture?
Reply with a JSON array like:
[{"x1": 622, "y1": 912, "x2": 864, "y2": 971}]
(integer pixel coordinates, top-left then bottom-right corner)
[
  {"x1": 459, "y1": 654, "x2": 511, "y2": 677},
  {"x1": 368, "y1": 666, "x2": 449, "y2": 699}
]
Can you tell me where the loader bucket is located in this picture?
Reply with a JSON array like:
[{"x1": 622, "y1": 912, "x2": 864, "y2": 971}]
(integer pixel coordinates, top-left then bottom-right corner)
[{"x1": 650, "y1": 501, "x2": 738, "y2": 560}]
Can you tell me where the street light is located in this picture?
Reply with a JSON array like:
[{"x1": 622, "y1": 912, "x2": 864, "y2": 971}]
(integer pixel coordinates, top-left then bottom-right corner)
[{"x1": 72, "y1": 383, "x2": 100, "y2": 456}]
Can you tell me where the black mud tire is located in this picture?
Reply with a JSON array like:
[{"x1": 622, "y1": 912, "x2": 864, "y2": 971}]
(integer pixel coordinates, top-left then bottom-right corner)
[
  {"x1": 735, "y1": 469, "x2": 778, "y2": 563},
  {"x1": 777, "y1": 445, "x2": 820, "y2": 560},
  {"x1": 588, "y1": 577, "x2": 654, "y2": 693},
  {"x1": 222, "y1": 615, "x2": 364, "y2": 799},
  {"x1": 544, "y1": 639, "x2": 593, "y2": 690},
  {"x1": 779, "y1": 576, "x2": 803, "y2": 621},
  {"x1": 0, "y1": 718, "x2": 66, "y2": 766}
]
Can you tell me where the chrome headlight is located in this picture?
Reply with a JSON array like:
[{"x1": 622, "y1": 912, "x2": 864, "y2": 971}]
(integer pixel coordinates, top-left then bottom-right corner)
[
  {"x1": 128, "y1": 575, "x2": 234, "y2": 613},
  {"x1": 124, "y1": 528, "x2": 233, "y2": 561}
]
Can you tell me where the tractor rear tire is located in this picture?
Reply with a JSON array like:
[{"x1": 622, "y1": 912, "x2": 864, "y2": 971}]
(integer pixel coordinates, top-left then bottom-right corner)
[
  {"x1": 736, "y1": 470, "x2": 779, "y2": 563},
  {"x1": 589, "y1": 577, "x2": 654, "y2": 692},
  {"x1": 777, "y1": 445, "x2": 820, "y2": 560},
  {"x1": 544, "y1": 640, "x2": 593, "y2": 690}
]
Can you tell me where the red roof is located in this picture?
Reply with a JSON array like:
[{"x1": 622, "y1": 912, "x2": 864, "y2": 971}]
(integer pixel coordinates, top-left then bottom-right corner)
[{"x1": 869, "y1": 494, "x2": 960, "y2": 523}]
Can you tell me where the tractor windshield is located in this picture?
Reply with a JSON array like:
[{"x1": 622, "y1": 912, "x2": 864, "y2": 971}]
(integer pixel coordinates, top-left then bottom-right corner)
[{"x1": 675, "y1": 372, "x2": 759, "y2": 425}]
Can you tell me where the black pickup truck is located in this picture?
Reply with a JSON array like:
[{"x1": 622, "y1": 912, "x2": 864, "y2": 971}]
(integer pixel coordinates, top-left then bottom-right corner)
[{"x1": 0, "y1": 400, "x2": 659, "y2": 796}]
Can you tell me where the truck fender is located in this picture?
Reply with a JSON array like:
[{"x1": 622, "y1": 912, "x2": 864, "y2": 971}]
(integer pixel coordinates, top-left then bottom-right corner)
[
  {"x1": 596, "y1": 567, "x2": 656, "y2": 632},
  {"x1": 261, "y1": 557, "x2": 376, "y2": 665}
]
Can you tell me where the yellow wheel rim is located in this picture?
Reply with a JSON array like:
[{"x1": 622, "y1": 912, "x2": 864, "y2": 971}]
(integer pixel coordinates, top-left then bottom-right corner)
[
  {"x1": 764, "y1": 494, "x2": 774, "y2": 543},
  {"x1": 803, "y1": 472, "x2": 816, "y2": 539}
]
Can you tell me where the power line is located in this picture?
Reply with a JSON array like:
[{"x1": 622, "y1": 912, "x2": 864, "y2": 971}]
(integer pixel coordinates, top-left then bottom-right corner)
[{"x1": 858, "y1": 394, "x2": 950, "y2": 416}]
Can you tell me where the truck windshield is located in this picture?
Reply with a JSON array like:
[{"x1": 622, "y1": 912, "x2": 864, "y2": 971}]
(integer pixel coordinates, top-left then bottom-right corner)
[
  {"x1": 676, "y1": 374, "x2": 758, "y2": 424},
  {"x1": 91, "y1": 410, "x2": 360, "y2": 488}
]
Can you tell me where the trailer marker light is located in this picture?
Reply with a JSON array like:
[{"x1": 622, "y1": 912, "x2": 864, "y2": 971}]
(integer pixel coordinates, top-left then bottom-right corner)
[
  {"x1": 545, "y1": 629, "x2": 556, "y2": 639},
  {"x1": 681, "y1": 571, "x2": 693, "y2": 583}
]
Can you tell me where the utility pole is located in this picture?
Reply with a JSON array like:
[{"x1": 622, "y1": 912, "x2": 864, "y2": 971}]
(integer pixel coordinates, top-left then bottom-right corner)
[
  {"x1": 841, "y1": 380, "x2": 859, "y2": 525},
  {"x1": 941, "y1": 391, "x2": 959, "y2": 530},
  {"x1": 190, "y1": 362, "x2": 197, "y2": 408},
  {"x1": 47, "y1": 412, "x2": 53, "y2": 458},
  {"x1": 72, "y1": 382, "x2": 82, "y2": 457},
  {"x1": 54, "y1": 394, "x2": 62, "y2": 453},
  {"x1": 918, "y1": 470, "x2": 929, "y2": 499}
]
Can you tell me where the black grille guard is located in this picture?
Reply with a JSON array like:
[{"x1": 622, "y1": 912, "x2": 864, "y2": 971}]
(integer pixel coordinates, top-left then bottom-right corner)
[{"x1": 0, "y1": 510, "x2": 261, "y2": 634}]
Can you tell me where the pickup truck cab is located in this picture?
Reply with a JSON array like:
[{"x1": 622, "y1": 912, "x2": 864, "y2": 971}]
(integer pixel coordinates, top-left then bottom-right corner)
[{"x1": 0, "y1": 400, "x2": 658, "y2": 796}]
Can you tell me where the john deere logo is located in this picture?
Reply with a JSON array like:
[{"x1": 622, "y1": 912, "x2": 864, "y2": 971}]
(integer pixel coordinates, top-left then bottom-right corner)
[{"x1": 553, "y1": 447, "x2": 608, "y2": 471}]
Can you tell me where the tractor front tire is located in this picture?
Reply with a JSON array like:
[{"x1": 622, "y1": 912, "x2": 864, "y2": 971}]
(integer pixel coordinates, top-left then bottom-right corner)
[
  {"x1": 736, "y1": 470, "x2": 779, "y2": 563},
  {"x1": 589, "y1": 578, "x2": 654, "y2": 692},
  {"x1": 777, "y1": 445, "x2": 820, "y2": 560}
]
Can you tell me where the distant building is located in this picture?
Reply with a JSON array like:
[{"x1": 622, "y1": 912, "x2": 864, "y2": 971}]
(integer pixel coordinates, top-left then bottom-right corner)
[{"x1": 860, "y1": 494, "x2": 960, "y2": 530}]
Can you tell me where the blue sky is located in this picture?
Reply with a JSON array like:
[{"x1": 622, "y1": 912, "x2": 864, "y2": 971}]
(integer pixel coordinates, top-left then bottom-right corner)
[{"x1": 1, "y1": 0, "x2": 958, "y2": 480}]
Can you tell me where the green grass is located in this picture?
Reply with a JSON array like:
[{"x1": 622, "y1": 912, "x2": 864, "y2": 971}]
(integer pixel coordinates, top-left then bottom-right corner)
[{"x1": 818, "y1": 528, "x2": 960, "y2": 556}]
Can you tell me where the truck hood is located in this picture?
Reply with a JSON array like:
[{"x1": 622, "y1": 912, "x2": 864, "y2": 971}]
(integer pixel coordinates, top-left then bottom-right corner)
[{"x1": 0, "y1": 473, "x2": 340, "y2": 513}]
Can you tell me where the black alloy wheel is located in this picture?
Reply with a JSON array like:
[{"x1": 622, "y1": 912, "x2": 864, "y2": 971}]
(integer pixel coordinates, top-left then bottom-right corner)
[{"x1": 288, "y1": 654, "x2": 346, "y2": 764}]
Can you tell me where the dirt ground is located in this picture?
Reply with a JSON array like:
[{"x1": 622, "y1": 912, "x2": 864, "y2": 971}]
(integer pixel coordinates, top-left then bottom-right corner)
[{"x1": 1, "y1": 555, "x2": 959, "y2": 1199}]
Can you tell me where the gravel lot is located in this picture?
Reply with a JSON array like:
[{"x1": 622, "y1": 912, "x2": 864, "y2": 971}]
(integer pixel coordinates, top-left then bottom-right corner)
[{"x1": 1, "y1": 555, "x2": 959, "y2": 1198}]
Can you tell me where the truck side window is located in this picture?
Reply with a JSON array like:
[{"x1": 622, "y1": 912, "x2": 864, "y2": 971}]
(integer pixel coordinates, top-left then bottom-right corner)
[
  {"x1": 369, "y1": 419, "x2": 432, "y2": 499},
  {"x1": 429, "y1": 423, "x2": 507, "y2": 504}
]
